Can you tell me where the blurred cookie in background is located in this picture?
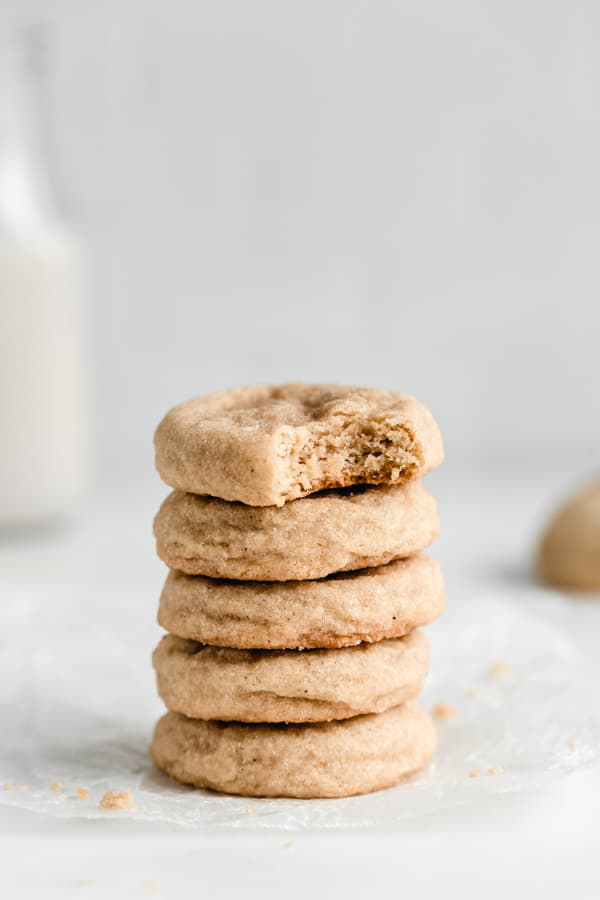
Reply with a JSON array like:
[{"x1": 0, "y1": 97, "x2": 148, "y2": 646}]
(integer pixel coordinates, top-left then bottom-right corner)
[{"x1": 538, "y1": 481, "x2": 600, "y2": 592}]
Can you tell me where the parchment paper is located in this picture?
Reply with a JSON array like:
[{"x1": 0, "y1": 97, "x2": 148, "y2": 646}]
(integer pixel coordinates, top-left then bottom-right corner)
[{"x1": 1, "y1": 580, "x2": 598, "y2": 829}]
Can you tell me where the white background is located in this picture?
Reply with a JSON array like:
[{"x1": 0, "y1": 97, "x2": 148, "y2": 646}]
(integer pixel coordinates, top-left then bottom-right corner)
[
  {"x1": 1, "y1": 2, "x2": 600, "y2": 897},
  {"x1": 3, "y1": 0, "x2": 600, "y2": 484}
]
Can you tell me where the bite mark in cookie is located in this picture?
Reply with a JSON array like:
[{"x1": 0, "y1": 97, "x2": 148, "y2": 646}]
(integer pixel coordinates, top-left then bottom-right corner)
[{"x1": 154, "y1": 384, "x2": 443, "y2": 506}]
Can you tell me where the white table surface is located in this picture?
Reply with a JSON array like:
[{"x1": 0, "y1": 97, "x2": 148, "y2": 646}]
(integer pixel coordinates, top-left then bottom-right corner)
[{"x1": 2, "y1": 465, "x2": 599, "y2": 899}]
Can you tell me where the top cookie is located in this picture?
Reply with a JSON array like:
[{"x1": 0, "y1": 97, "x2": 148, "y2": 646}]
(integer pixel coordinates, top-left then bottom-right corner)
[{"x1": 154, "y1": 383, "x2": 443, "y2": 506}]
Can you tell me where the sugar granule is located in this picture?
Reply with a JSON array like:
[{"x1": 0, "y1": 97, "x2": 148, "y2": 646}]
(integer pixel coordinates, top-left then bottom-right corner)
[
  {"x1": 433, "y1": 703, "x2": 457, "y2": 721},
  {"x1": 100, "y1": 790, "x2": 137, "y2": 811}
]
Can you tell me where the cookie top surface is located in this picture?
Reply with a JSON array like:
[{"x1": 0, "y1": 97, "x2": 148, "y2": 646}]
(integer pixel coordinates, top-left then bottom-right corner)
[
  {"x1": 158, "y1": 554, "x2": 445, "y2": 649},
  {"x1": 155, "y1": 383, "x2": 443, "y2": 506},
  {"x1": 151, "y1": 703, "x2": 437, "y2": 798},
  {"x1": 154, "y1": 480, "x2": 439, "y2": 581},
  {"x1": 153, "y1": 630, "x2": 429, "y2": 723}
]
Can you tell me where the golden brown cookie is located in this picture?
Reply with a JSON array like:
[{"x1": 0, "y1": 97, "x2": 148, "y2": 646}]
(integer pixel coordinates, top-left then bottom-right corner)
[
  {"x1": 158, "y1": 554, "x2": 445, "y2": 649},
  {"x1": 154, "y1": 481, "x2": 439, "y2": 581},
  {"x1": 152, "y1": 630, "x2": 429, "y2": 723},
  {"x1": 538, "y1": 480, "x2": 600, "y2": 591},
  {"x1": 150, "y1": 703, "x2": 437, "y2": 798},
  {"x1": 154, "y1": 383, "x2": 443, "y2": 506}
]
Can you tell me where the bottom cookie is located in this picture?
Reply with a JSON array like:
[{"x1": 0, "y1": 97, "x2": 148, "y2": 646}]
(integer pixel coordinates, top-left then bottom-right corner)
[{"x1": 150, "y1": 703, "x2": 436, "y2": 799}]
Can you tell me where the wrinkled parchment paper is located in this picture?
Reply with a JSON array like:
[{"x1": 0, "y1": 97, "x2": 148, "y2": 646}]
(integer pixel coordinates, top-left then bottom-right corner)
[{"x1": 1, "y1": 581, "x2": 598, "y2": 829}]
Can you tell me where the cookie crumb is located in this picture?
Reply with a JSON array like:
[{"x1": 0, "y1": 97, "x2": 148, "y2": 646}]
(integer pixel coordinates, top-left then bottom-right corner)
[
  {"x1": 433, "y1": 703, "x2": 457, "y2": 721},
  {"x1": 466, "y1": 687, "x2": 480, "y2": 698},
  {"x1": 100, "y1": 790, "x2": 137, "y2": 811},
  {"x1": 3, "y1": 783, "x2": 13, "y2": 791},
  {"x1": 469, "y1": 769, "x2": 482, "y2": 778},
  {"x1": 74, "y1": 880, "x2": 91, "y2": 888},
  {"x1": 245, "y1": 805, "x2": 257, "y2": 816},
  {"x1": 76, "y1": 787, "x2": 89, "y2": 801},
  {"x1": 487, "y1": 765, "x2": 503, "y2": 776},
  {"x1": 145, "y1": 877, "x2": 161, "y2": 895},
  {"x1": 49, "y1": 780, "x2": 62, "y2": 792},
  {"x1": 490, "y1": 661, "x2": 513, "y2": 680},
  {"x1": 568, "y1": 741, "x2": 577, "y2": 752},
  {"x1": 17, "y1": 784, "x2": 29, "y2": 792},
  {"x1": 282, "y1": 840, "x2": 294, "y2": 849}
]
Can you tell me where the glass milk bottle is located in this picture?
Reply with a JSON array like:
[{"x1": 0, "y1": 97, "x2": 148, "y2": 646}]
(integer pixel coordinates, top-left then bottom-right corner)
[{"x1": 0, "y1": 32, "x2": 88, "y2": 527}]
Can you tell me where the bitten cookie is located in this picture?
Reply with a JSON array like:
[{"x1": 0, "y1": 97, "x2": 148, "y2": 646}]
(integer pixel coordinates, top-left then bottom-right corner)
[
  {"x1": 158, "y1": 554, "x2": 445, "y2": 649},
  {"x1": 150, "y1": 703, "x2": 437, "y2": 798},
  {"x1": 154, "y1": 383, "x2": 443, "y2": 506},
  {"x1": 154, "y1": 481, "x2": 439, "y2": 581},
  {"x1": 152, "y1": 630, "x2": 429, "y2": 723},
  {"x1": 538, "y1": 480, "x2": 600, "y2": 591}
]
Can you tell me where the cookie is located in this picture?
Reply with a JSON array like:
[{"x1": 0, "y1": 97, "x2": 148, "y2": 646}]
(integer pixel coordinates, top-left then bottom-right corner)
[
  {"x1": 158, "y1": 554, "x2": 445, "y2": 649},
  {"x1": 154, "y1": 481, "x2": 439, "y2": 581},
  {"x1": 154, "y1": 383, "x2": 443, "y2": 506},
  {"x1": 538, "y1": 480, "x2": 600, "y2": 591},
  {"x1": 152, "y1": 629, "x2": 429, "y2": 723},
  {"x1": 150, "y1": 702, "x2": 437, "y2": 798}
]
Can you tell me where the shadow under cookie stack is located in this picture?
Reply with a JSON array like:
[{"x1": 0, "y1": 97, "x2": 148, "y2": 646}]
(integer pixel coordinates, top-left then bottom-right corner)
[{"x1": 150, "y1": 384, "x2": 445, "y2": 798}]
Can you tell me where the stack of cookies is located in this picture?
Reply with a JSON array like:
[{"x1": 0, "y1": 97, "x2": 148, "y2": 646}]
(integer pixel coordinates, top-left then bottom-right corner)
[{"x1": 150, "y1": 384, "x2": 445, "y2": 798}]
